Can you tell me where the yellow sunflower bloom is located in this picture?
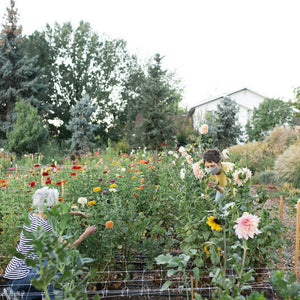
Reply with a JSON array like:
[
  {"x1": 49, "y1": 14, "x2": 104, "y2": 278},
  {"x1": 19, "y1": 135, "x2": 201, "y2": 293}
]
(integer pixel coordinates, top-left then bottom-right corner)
[{"x1": 206, "y1": 216, "x2": 222, "y2": 231}]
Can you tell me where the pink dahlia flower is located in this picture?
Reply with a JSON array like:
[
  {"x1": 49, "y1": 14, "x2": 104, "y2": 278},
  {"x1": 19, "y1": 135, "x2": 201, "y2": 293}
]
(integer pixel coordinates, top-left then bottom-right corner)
[{"x1": 234, "y1": 212, "x2": 261, "y2": 240}]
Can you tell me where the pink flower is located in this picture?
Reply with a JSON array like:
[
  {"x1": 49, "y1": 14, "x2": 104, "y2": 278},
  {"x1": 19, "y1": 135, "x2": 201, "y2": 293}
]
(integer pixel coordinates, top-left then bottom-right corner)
[
  {"x1": 192, "y1": 162, "x2": 205, "y2": 179},
  {"x1": 234, "y1": 212, "x2": 261, "y2": 240},
  {"x1": 199, "y1": 124, "x2": 208, "y2": 134}
]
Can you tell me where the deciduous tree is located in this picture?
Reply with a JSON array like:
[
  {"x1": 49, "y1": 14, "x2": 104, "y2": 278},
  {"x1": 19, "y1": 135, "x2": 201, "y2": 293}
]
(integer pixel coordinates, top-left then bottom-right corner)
[{"x1": 246, "y1": 98, "x2": 294, "y2": 141}]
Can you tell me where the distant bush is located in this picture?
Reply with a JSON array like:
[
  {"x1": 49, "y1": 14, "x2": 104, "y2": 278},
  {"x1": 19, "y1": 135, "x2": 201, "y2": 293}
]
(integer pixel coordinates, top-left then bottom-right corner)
[
  {"x1": 228, "y1": 126, "x2": 299, "y2": 176},
  {"x1": 274, "y1": 140, "x2": 300, "y2": 188},
  {"x1": 264, "y1": 126, "x2": 299, "y2": 157},
  {"x1": 228, "y1": 142, "x2": 275, "y2": 174},
  {"x1": 258, "y1": 170, "x2": 280, "y2": 186}
]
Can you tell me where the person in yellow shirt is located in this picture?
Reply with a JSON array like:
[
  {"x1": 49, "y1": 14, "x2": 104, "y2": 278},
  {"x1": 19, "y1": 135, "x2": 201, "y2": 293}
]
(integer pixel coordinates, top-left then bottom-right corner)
[{"x1": 203, "y1": 148, "x2": 234, "y2": 201}]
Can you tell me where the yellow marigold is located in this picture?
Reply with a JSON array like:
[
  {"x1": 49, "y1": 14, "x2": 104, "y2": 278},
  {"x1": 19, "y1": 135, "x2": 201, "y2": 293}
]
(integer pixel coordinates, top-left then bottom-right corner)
[
  {"x1": 109, "y1": 183, "x2": 117, "y2": 188},
  {"x1": 131, "y1": 176, "x2": 137, "y2": 180},
  {"x1": 88, "y1": 200, "x2": 96, "y2": 206},
  {"x1": 93, "y1": 187, "x2": 101, "y2": 192},
  {"x1": 206, "y1": 216, "x2": 222, "y2": 232},
  {"x1": 204, "y1": 245, "x2": 210, "y2": 255},
  {"x1": 106, "y1": 220, "x2": 114, "y2": 228}
]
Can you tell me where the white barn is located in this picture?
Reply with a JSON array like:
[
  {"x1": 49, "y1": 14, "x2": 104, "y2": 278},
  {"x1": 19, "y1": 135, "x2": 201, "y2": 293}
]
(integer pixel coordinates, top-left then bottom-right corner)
[{"x1": 191, "y1": 88, "x2": 266, "y2": 129}]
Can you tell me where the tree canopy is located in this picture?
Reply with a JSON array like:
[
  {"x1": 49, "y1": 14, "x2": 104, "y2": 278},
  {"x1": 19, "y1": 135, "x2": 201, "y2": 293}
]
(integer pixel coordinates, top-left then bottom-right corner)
[{"x1": 246, "y1": 98, "x2": 294, "y2": 141}]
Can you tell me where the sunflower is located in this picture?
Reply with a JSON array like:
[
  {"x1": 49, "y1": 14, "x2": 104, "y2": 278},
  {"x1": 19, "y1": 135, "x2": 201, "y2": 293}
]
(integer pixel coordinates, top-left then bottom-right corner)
[{"x1": 206, "y1": 216, "x2": 222, "y2": 231}]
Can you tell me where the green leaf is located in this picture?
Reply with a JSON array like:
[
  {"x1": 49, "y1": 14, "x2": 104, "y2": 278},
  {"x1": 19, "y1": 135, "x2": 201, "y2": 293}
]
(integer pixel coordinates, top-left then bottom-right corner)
[
  {"x1": 161, "y1": 280, "x2": 173, "y2": 291},
  {"x1": 167, "y1": 269, "x2": 177, "y2": 277},
  {"x1": 193, "y1": 267, "x2": 200, "y2": 281}
]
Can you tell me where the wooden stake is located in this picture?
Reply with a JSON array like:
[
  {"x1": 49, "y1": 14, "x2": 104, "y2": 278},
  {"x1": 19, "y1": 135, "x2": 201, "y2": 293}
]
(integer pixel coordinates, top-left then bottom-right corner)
[
  {"x1": 278, "y1": 196, "x2": 284, "y2": 268},
  {"x1": 295, "y1": 199, "x2": 300, "y2": 279},
  {"x1": 280, "y1": 196, "x2": 284, "y2": 221},
  {"x1": 191, "y1": 275, "x2": 194, "y2": 300}
]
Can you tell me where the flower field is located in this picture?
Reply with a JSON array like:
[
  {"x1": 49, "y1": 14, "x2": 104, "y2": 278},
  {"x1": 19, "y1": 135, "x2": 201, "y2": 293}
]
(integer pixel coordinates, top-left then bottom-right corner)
[{"x1": 0, "y1": 147, "x2": 297, "y2": 299}]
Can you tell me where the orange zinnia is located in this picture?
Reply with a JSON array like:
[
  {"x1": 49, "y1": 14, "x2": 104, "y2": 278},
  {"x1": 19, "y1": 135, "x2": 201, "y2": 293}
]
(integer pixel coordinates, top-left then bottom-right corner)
[{"x1": 106, "y1": 220, "x2": 114, "y2": 229}]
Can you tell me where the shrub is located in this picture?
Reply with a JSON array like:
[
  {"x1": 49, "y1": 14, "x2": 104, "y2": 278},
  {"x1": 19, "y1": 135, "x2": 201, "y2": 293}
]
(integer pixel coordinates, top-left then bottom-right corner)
[
  {"x1": 228, "y1": 142, "x2": 275, "y2": 174},
  {"x1": 264, "y1": 126, "x2": 299, "y2": 157},
  {"x1": 274, "y1": 140, "x2": 300, "y2": 188},
  {"x1": 258, "y1": 170, "x2": 280, "y2": 186}
]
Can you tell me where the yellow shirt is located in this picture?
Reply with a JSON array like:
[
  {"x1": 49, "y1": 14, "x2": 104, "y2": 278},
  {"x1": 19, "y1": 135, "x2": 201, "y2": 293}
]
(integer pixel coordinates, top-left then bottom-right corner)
[{"x1": 210, "y1": 162, "x2": 234, "y2": 187}]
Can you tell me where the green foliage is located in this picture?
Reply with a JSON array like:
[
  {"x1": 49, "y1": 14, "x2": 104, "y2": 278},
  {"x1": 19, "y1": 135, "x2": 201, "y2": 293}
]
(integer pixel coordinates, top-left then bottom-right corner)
[
  {"x1": 0, "y1": 0, "x2": 47, "y2": 140},
  {"x1": 133, "y1": 54, "x2": 179, "y2": 152},
  {"x1": 0, "y1": 146, "x2": 291, "y2": 298},
  {"x1": 246, "y1": 98, "x2": 294, "y2": 141},
  {"x1": 270, "y1": 270, "x2": 300, "y2": 299},
  {"x1": 6, "y1": 99, "x2": 48, "y2": 154},
  {"x1": 274, "y1": 140, "x2": 300, "y2": 188},
  {"x1": 66, "y1": 93, "x2": 98, "y2": 156}
]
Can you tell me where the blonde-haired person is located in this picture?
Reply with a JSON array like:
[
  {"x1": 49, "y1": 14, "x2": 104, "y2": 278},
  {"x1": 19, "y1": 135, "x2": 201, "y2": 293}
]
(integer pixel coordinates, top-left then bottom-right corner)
[{"x1": 3, "y1": 187, "x2": 96, "y2": 300}]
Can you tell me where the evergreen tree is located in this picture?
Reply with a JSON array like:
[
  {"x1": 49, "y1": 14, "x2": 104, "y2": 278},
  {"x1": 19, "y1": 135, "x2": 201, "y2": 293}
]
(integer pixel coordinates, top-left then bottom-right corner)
[
  {"x1": 0, "y1": 0, "x2": 46, "y2": 140},
  {"x1": 133, "y1": 54, "x2": 178, "y2": 152},
  {"x1": 66, "y1": 94, "x2": 98, "y2": 156},
  {"x1": 199, "y1": 97, "x2": 242, "y2": 150},
  {"x1": 215, "y1": 97, "x2": 243, "y2": 149},
  {"x1": 246, "y1": 97, "x2": 294, "y2": 141},
  {"x1": 6, "y1": 99, "x2": 48, "y2": 154}
]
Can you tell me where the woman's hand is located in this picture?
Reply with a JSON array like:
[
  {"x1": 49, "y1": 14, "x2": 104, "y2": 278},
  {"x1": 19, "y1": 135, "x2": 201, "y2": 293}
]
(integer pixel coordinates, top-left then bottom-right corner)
[
  {"x1": 208, "y1": 181, "x2": 217, "y2": 187},
  {"x1": 84, "y1": 225, "x2": 97, "y2": 237}
]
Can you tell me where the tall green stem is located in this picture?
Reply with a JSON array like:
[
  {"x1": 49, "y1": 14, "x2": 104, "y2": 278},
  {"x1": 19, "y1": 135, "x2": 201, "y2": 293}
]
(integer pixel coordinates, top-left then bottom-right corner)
[{"x1": 239, "y1": 239, "x2": 248, "y2": 283}]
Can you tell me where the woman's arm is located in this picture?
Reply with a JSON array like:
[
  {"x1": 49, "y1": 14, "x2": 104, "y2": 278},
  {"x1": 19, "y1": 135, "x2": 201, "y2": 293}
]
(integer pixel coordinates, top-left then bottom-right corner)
[
  {"x1": 70, "y1": 211, "x2": 88, "y2": 218},
  {"x1": 73, "y1": 225, "x2": 97, "y2": 247}
]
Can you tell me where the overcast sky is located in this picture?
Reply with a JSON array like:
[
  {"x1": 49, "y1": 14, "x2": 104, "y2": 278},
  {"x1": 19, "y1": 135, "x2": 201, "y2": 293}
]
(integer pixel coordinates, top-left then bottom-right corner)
[{"x1": 1, "y1": 0, "x2": 300, "y2": 108}]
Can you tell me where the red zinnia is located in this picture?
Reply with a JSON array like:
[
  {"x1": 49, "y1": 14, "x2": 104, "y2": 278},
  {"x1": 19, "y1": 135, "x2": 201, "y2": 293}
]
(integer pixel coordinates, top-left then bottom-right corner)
[
  {"x1": 28, "y1": 181, "x2": 35, "y2": 187},
  {"x1": 34, "y1": 164, "x2": 40, "y2": 167},
  {"x1": 42, "y1": 172, "x2": 49, "y2": 176},
  {"x1": 70, "y1": 173, "x2": 77, "y2": 176}
]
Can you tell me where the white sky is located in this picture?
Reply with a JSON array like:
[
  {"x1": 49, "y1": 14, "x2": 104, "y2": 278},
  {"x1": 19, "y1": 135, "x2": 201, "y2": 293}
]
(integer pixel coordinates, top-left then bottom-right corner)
[{"x1": 1, "y1": 0, "x2": 300, "y2": 108}]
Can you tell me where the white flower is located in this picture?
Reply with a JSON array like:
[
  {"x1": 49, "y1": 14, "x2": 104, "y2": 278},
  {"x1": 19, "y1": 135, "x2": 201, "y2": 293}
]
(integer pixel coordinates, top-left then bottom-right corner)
[
  {"x1": 180, "y1": 168, "x2": 186, "y2": 180},
  {"x1": 192, "y1": 162, "x2": 205, "y2": 179},
  {"x1": 168, "y1": 150, "x2": 174, "y2": 155},
  {"x1": 222, "y1": 149, "x2": 230, "y2": 159},
  {"x1": 109, "y1": 188, "x2": 117, "y2": 192},
  {"x1": 173, "y1": 153, "x2": 179, "y2": 159},
  {"x1": 77, "y1": 197, "x2": 88, "y2": 206},
  {"x1": 233, "y1": 168, "x2": 252, "y2": 187},
  {"x1": 186, "y1": 155, "x2": 193, "y2": 165},
  {"x1": 121, "y1": 167, "x2": 126, "y2": 172},
  {"x1": 179, "y1": 146, "x2": 188, "y2": 157},
  {"x1": 199, "y1": 124, "x2": 208, "y2": 135}
]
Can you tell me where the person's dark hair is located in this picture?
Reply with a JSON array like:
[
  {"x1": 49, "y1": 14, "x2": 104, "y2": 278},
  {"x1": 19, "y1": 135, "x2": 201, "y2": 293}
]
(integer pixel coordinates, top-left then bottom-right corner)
[{"x1": 203, "y1": 149, "x2": 221, "y2": 163}]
